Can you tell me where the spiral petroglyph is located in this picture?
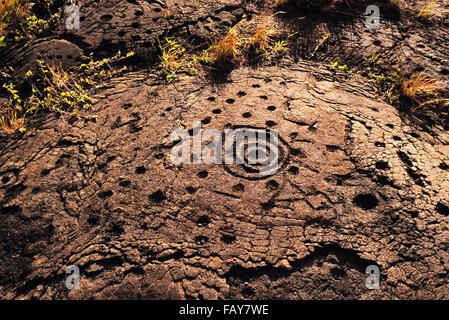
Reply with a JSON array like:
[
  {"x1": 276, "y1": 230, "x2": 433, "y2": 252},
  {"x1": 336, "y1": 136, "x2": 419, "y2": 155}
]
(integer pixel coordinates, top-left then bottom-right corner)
[{"x1": 222, "y1": 126, "x2": 290, "y2": 180}]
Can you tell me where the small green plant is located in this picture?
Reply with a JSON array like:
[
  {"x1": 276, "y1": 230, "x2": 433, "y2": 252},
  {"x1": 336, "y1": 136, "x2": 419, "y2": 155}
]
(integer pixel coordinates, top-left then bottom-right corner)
[
  {"x1": 247, "y1": 19, "x2": 277, "y2": 55},
  {"x1": 78, "y1": 51, "x2": 134, "y2": 83},
  {"x1": 158, "y1": 37, "x2": 186, "y2": 83},
  {"x1": 271, "y1": 37, "x2": 289, "y2": 54},
  {"x1": 0, "y1": 0, "x2": 30, "y2": 29},
  {"x1": 0, "y1": 51, "x2": 133, "y2": 133},
  {"x1": 155, "y1": 23, "x2": 294, "y2": 80},
  {"x1": 307, "y1": 33, "x2": 329, "y2": 59},
  {"x1": 417, "y1": 0, "x2": 440, "y2": 20},
  {"x1": 331, "y1": 55, "x2": 448, "y2": 121},
  {"x1": 13, "y1": 14, "x2": 48, "y2": 41}
]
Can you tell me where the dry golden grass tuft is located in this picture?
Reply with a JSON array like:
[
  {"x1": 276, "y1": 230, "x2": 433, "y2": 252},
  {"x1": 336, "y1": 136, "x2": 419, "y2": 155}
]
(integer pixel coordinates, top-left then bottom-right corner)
[
  {"x1": 402, "y1": 72, "x2": 441, "y2": 99},
  {"x1": 158, "y1": 37, "x2": 186, "y2": 82},
  {"x1": 416, "y1": 0, "x2": 449, "y2": 21},
  {"x1": 401, "y1": 72, "x2": 449, "y2": 111},
  {"x1": 0, "y1": 106, "x2": 24, "y2": 133},
  {"x1": 247, "y1": 19, "x2": 278, "y2": 53},
  {"x1": 48, "y1": 64, "x2": 73, "y2": 91},
  {"x1": 418, "y1": 0, "x2": 440, "y2": 20},
  {"x1": 203, "y1": 28, "x2": 240, "y2": 66}
]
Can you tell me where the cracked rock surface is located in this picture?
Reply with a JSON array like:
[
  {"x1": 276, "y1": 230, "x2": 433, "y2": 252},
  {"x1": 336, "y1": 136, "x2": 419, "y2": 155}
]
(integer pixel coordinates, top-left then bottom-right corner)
[
  {"x1": 0, "y1": 0, "x2": 245, "y2": 78},
  {"x1": 1, "y1": 0, "x2": 449, "y2": 300},
  {"x1": 1, "y1": 64, "x2": 449, "y2": 299}
]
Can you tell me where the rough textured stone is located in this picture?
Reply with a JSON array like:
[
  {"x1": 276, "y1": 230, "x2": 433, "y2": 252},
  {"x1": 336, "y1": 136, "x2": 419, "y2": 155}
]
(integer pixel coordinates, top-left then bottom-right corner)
[
  {"x1": 0, "y1": 0, "x2": 449, "y2": 300},
  {"x1": 1, "y1": 64, "x2": 449, "y2": 299}
]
